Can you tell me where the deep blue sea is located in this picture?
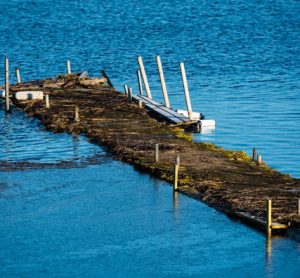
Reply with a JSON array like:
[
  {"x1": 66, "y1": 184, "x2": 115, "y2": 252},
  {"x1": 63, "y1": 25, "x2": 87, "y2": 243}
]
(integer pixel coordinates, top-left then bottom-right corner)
[{"x1": 0, "y1": 0, "x2": 300, "y2": 276}]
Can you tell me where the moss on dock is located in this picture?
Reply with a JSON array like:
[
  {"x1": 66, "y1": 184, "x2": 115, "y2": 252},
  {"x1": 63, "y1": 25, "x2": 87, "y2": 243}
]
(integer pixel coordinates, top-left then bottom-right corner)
[{"x1": 9, "y1": 74, "x2": 300, "y2": 232}]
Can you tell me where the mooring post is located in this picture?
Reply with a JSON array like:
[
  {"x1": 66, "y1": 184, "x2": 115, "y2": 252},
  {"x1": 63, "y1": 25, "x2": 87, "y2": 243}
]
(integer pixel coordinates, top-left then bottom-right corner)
[
  {"x1": 156, "y1": 55, "x2": 170, "y2": 108},
  {"x1": 75, "y1": 106, "x2": 79, "y2": 122},
  {"x1": 298, "y1": 198, "x2": 300, "y2": 215},
  {"x1": 174, "y1": 155, "x2": 180, "y2": 191},
  {"x1": 154, "y1": 144, "x2": 159, "y2": 162},
  {"x1": 137, "y1": 70, "x2": 143, "y2": 95},
  {"x1": 266, "y1": 199, "x2": 272, "y2": 236},
  {"x1": 45, "y1": 93, "x2": 50, "y2": 108},
  {"x1": 124, "y1": 84, "x2": 128, "y2": 96},
  {"x1": 101, "y1": 69, "x2": 113, "y2": 88},
  {"x1": 67, "y1": 60, "x2": 71, "y2": 75},
  {"x1": 257, "y1": 155, "x2": 262, "y2": 165},
  {"x1": 128, "y1": 87, "x2": 132, "y2": 103},
  {"x1": 138, "y1": 99, "x2": 143, "y2": 108},
  {"x1": 180, "y1": 62, "x2": 193, "y2": 120},
  {"x1": 137, "y1": 56, "x2": 152, "y2": 99},
  {"x1": 252, "y1": 147, "x2": 256, "y2": 161},
  {"x1": 4, "y1": 57, "x2": 10, "y2": 112},
  {"x1": 15, "y1": 67, "x2": 21, "y2": 83}
]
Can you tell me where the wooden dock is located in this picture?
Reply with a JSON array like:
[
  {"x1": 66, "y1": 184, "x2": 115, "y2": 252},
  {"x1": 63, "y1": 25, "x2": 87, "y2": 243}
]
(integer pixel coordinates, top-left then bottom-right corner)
[{"x1": 133, "y1": 95, "x2": 194, "y2": 125}]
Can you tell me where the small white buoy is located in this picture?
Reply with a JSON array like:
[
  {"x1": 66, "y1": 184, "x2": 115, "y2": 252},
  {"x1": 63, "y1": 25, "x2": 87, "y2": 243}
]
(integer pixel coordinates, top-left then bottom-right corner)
[{"x1": 15, "y1": 91, "x2": 44, "y2": 101}]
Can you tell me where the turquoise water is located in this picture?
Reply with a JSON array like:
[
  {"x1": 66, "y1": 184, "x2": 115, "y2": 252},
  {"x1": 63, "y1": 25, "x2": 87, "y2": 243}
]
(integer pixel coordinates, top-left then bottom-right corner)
[{"x1": 0, "y1": 0, "x2": 300, "y2": 276}]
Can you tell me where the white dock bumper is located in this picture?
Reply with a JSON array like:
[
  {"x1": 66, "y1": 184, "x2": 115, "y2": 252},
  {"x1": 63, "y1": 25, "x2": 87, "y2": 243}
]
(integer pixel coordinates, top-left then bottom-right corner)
[{"x1": 15, "y1": 91, "x2": 44, "y2": 101}]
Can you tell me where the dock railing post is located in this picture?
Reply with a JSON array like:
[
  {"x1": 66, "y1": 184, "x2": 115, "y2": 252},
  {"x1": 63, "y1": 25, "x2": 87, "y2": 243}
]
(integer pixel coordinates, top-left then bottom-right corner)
[
  {"x1": 15, "y1": 67, "x2": 21, "y2": 83},
  {"x1": 180, "y1": 62, "x2": 193, "y2": 120},
  {"x1": 124, "y1": 84, "x2": 128, "y2": 96},
  {"x1": 137, "y1": 56, "x2": 152, "y2": 99},
  {"x1": 137, "y1": 70, "x2": 143, "y2": 95},
  {"x1": 156, "y1": 55, "x2": 170, "y2": 108},
  {"x1": 4, "y1": 57, "x2": 10, "y2": 112},
  {"x1": 266, "y1": 199, "x2": 272, "y2": 236},
  {"x1": 154, "y1": 144, "x2": 159, "y2": 162},
  {"x1": 67, "y1": 60, "x2": 71, "y2": 75},
  {"x1": 174, "y1": 155, "x2": 180, "y2": 191}
]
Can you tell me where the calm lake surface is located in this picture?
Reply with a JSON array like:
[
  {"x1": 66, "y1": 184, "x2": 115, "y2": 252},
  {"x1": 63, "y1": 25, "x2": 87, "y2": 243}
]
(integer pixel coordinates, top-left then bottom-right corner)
[{"x1": 0, "y1": 0, "x2": 300, "y2": 276}]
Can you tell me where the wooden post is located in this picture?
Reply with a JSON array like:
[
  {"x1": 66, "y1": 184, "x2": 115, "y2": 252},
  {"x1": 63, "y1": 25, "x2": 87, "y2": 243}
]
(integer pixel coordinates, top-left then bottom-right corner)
[
  {"x1": 124, "y1": 84, "x2": 128, "y2": 96},
  {"x1": 298, "y1": 198, "x2": 300, "y2": 215},
  {"x1": 174, "y1": 155, "x2": 180, "y2": 191},
  {"x1": 4, "y1": 57, "x2": 10, "y2": 112},
  {"x1": 252, "y1": 147, "x2": 256, "y2": 161},
  {"x1": 45, "y1": 94, "x2": 50, "y2": 108},
  {"x1": 137, "y1": 70, "x2": 143, "y2": 95},
  {"x1": 75, "y1": 106, "x2": 79, "y2": 122},
  {"x1": 156, "y1": 55, "x2": 170, "y2": 108},
  {"x1": 101, "y1": 69, "x2": 114, "y2": 88},
  {"x1": 128, "y1": 87, "x2": 132, "y2": 103},
  {"x1": 15, "y1": 67, "x2": 21, "y2": 83},
  {"x1": 266, "y1": 199, "x2": 272, "y2": 236},
  {"x1": 180, "y1": 62, "x2": 193, "y2": 120},
  {"x1": 154, "y1": 144, "x2": 159, "y2": 162},
  {"x1": 257, "y1": 155, "x2": 262, "y2": 165},
  {"x1": 67, "y1": 60, "x2": 71, "y2": 75},
  {"x1": 138, "y1": 99, "x2": 143, "y2": 108},
  {"x1": 137, "y1": 56, "x2": 152, "y2": 99}
]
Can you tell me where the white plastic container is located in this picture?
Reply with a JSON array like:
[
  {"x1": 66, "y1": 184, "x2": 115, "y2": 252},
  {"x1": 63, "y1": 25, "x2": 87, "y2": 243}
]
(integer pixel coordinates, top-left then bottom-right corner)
[
  {"x1": 176, "y1": 109, "x2": 201, "y2": 120},
  {"x1": 198, "y1": 119, "x2": 216, "y2": 127},
  {"x1": 15, "y1": 91, "x2": 44, "y2": 101},
  {"x1": 0, "y1": 89, "x2": 5, "y2": 98}
]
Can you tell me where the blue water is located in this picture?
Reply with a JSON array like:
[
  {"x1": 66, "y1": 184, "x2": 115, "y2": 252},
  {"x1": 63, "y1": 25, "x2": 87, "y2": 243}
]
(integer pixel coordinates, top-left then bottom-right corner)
[
  {"x1": 1, "y1": 0, "x2": 300, "y2": 276},
  {"x1": 0, "y1": 0, "x2": 299, "y2": 176}
]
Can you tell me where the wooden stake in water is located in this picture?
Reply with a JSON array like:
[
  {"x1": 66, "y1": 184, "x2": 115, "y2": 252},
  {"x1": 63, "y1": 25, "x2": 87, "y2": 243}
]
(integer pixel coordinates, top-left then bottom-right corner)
[
  {"x1": 4, "y1": 57, "x2": 10, "y2": 112},
  {"x1": 252, "y1": 147, "x2": 256, "y2": 161},
  {"x1": 124, "y1": 84, "x2": 128, "y2": 96},
  {"x1": 180, "y1": 62, "x2": 193, "y2": 120},
  {"x1": 75, "y1": 106, "x2": 79, "y2": 122},
  {"x1": 67, "y1": 60, "x2": 71, "y2": 75},
  {"x1": 137, "y1": 70, "x2": 143, "y2": 95},
  {"x1": 155, "y1": 144, "x2": 159, "y2": 162},
  {"x1": 298, "y1": 198, "x2": 300, "y2": 215},
  {"x1": 174, "y1": 155, "x2": 180, "y2": 191},
  {"x1": 137, "y1": 56, "x2": 152, "y2": 99},
  {"x1": 266, "y1": 199, "x2": 272, "y2": 236},
  {"x1": 128, "y1": 87, "x2": 132, "y2": 103},
  {"x1": 45, "y1": 94, "x2": 50, "y2": 108},
  {"x1": 156, "y1": 55, "x2": 170, "y2": 108},
  {"x1": 257, "y1": 155, "x2": 262, "y2": 165},
  {"x1": 15, "y1": 67, "x2": 21, "y2": 83}
]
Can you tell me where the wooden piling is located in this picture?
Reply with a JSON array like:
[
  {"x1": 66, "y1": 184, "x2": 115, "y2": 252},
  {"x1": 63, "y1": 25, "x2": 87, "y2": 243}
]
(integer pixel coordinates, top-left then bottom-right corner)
[
  {"x1": 128, "y1": 87, "x2": 132, "y2": 103},
  {"x1": 67, "y1": 60, "x2": 71, "y2": 75},
  {"x1": 137, "y1": 70, "x2": 143, "y2": 95},
  {"x1": 124, "y1": 84, "x2": 128, "y2": 96},
  {"x1": 137, "y1": 56, "x2": 152, "y2": 99},
  {"x1": 75, "y1": 106, "x2": 79, "y2": 122},
  {"x1": 15, "y1": 67, "x2": 21, "y2": 83},
  {"x1": 4, "y1": 57, "x2": 10, "y2": 112},
  {"x1": 252, "y1": 147, "x2": 256, "y2": 161},
  {"x1": 156, "y1": 55, "x2": 170, "y2": 108},
  {"x1": 266, "y1": 199, "x2": 272, "y2": 236},
  {"x1": 45, "y1": 94, "x2": 50, "y2": 108},
  {"x1": 174, "y1": 155, "x2": 180, "y2": 191},
  {"x1": 257, "y1": 155, "x2": 262, "y2": 165},
  {"x1": 101, "y1": 69, "x2": 114, "y2": 88},
  {"x1": 155, "y1": 144, "x2": 159, "y2": 162},
  {"x1": 298, "y1": 198, "x2": 300, "y2": 215},
  {"x1": 138, "y1": 99, "x2": 143, "y2": 108},
  {"x1": 180, "y1": 62, "x2": 193, "y2": 120}
]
